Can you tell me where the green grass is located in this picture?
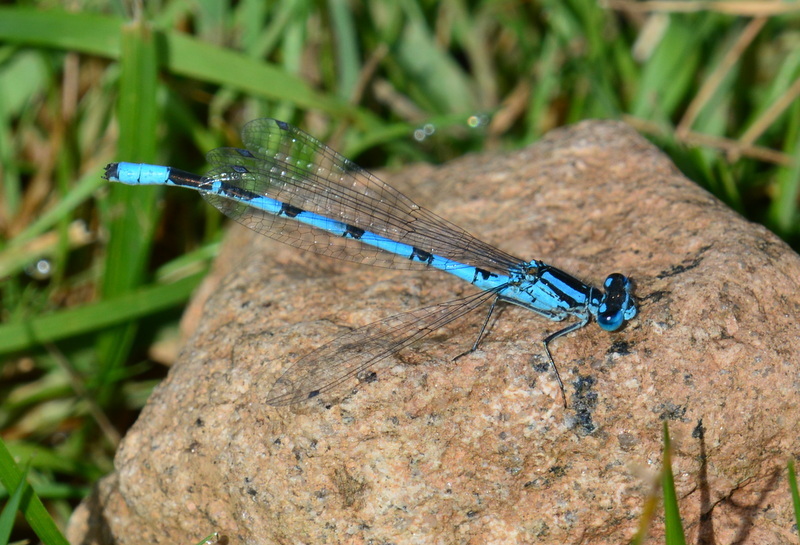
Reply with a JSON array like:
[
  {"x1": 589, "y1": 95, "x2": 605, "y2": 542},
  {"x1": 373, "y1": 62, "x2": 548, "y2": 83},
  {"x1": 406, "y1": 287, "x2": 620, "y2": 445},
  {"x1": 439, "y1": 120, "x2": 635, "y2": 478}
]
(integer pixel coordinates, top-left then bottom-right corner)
[
  {"x1": 1, "y1": 1, "x2": 799, "y2": 542},
  {"x1": 790, "y1": 459, "x2": 800, "y2": 533},
  {"x1": 0, "y1": 440, "x2": 69, "y2": 545}
]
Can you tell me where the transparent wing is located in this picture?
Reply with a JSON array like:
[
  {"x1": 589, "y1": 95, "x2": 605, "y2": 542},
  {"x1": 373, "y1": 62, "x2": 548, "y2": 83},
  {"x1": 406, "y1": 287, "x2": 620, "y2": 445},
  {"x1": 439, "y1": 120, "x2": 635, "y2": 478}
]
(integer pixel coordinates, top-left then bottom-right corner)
[
  {"x1": 203, "y1": 118, "x2": 523, "y2": 274},
  {"x1": 202, "y1": 191, "x2": 418, "y2": 268},
  {"x1": 264, "y1": 289, "x2": 499, "y2": 406}
]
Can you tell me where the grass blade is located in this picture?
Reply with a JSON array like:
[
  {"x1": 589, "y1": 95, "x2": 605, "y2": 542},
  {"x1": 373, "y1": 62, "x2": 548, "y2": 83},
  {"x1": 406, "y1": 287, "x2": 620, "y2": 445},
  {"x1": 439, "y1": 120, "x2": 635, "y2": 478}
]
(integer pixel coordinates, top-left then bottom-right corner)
[
  {"x1": 0, "y1": 272, "x2": 205, "y2": 354},
  {"x1": 0, "y1": 438, "x2": 69, "y2": 545},
  {"x1": 0, "y1": 459, "x2": 30, "y2": 545},
  {"x1": 95, "y1": 19, "x2": 161, "y2": 406},
  {"x1": 662, "y1": 422, "x2": 687, "y2": 545},
  {"x1": 789, "y1": 459, "x2": 799, "y2": 534}
]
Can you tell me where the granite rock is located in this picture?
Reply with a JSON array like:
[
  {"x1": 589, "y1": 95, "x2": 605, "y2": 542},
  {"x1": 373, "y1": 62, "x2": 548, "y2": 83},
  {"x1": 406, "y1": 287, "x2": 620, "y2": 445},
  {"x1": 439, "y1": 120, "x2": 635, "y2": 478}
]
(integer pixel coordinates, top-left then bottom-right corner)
[{"x1": 68, "y1": 120, "x2": 800, "y2": 545}]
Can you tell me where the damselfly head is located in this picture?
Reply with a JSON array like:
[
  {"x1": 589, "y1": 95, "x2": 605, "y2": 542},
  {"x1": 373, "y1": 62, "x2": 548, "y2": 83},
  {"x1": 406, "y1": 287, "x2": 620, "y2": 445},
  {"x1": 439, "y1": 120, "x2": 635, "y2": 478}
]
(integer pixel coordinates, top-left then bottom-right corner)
[{"x1": 596, "y1": 273, "x2": 637, "y2": 331}]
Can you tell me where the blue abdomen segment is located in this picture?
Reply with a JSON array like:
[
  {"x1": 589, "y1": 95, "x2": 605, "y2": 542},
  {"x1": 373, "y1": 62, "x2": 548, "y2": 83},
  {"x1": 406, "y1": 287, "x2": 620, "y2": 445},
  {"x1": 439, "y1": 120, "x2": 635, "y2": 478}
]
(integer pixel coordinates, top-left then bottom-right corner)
[
  {"x1": 105, "y1": 162, "x2": 205, "y2": 190},
  {"x1": 229, "y1": 188, "x2": 511, "y2": 290},
  {"x1": 104, "y1": 161, "x2": 510, "y2": 291},
  {"x1": 106, "y1": 162, "x2": 171, "y2": 185}
]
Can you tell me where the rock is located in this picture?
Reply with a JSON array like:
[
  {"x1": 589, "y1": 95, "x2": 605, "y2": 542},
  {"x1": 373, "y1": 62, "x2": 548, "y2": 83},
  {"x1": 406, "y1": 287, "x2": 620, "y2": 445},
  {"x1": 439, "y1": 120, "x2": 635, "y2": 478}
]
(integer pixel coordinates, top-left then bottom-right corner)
[{"x1": 68, "y1": 120, "x2": 800, "y2": 544}]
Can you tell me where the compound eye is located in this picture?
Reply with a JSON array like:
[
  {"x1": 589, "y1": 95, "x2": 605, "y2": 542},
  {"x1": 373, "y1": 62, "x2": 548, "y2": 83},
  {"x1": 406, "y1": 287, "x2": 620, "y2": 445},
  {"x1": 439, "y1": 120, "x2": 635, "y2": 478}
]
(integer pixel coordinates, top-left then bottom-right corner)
[
  {"x1": 596, "y1": 273, "x2": 636, "y2": 331},
  {"x1": 604, "y1": 273, "x2": 629, "y2": 293},
  {"x1": 597, "y1": 308, "x2": 625, "y2": 331}
]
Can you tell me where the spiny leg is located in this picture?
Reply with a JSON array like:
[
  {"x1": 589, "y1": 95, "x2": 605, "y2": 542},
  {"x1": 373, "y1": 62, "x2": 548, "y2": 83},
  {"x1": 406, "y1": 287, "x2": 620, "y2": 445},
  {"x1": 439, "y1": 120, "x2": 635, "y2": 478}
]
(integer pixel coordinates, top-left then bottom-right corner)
[
  {"x1": 454, "y1": 296, "x2": 501, "y2": 361},
  {"x1": 542, "y1": 318, "x2": 588, "y2": 408}
]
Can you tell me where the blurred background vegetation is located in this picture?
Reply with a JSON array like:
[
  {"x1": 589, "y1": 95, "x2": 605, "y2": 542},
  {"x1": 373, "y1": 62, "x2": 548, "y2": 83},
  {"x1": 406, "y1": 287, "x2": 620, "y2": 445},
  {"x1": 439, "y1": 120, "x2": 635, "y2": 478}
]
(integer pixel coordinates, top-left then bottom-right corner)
[{"x1": 1, "y1": 0, "x2": 799, "y2": 541}]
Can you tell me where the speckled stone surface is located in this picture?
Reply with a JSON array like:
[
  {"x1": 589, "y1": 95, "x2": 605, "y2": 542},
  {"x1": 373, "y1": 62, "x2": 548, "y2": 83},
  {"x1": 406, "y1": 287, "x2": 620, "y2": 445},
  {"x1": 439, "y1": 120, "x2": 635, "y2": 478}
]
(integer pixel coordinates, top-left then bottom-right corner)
[{"x1": 68, "y1": 120, "x2": 800, "y2": 545}]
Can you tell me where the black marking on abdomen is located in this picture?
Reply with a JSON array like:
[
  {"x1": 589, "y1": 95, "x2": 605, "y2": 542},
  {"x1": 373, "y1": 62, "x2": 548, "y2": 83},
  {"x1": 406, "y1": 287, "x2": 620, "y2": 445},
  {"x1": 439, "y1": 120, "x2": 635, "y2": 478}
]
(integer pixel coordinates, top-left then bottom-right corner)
[
  {"x1": 410, "y1": 247, "x2": 434, "y2": 264},
  {"x1": 280, "y1": 202, "x2": 303, "y2": 218},
  {"x1": 472, "y1": 267, "x2": 497, "y2": 284},
  {"x1": 167, "y1": 169, "x2": 204, "y2": 189},
  {"x1": 344, "y1": 224, "x2": 365, "y2": 239},
  {"x1": 218, "y1": 182, "x2": 261, "y2": 201}
]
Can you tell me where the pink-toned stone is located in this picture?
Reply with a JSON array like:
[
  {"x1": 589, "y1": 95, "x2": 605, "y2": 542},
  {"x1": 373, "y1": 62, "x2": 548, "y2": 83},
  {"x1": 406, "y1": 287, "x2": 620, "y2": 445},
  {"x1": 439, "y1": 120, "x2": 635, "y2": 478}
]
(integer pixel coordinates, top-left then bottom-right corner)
[{"x1": 68, "y1": 120, "x2": 800, "y2": 545}]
